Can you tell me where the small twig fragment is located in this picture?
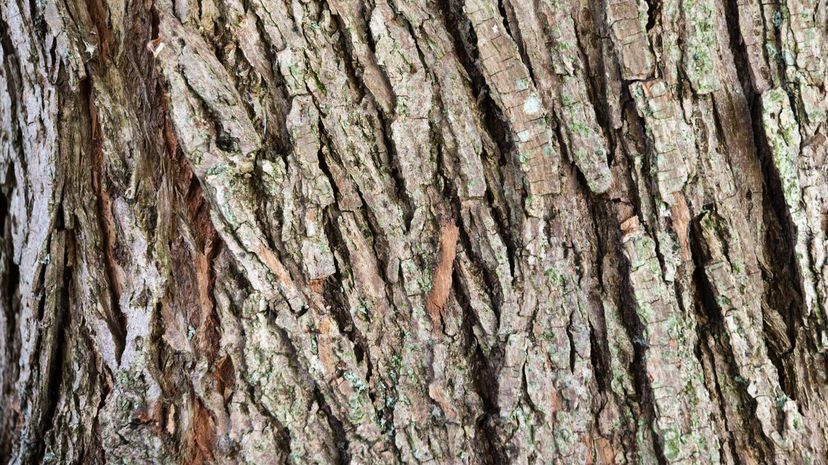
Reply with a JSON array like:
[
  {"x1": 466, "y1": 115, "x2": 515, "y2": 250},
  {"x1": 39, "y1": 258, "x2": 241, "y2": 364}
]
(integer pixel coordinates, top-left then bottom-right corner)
[{"x1": 146, "y1": 38, "x2": 166, "y2": 57}]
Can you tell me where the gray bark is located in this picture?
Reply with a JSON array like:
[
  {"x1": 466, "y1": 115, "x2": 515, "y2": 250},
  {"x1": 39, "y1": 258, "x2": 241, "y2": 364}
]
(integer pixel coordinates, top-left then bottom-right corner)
[{"x1": 1, "y1": 0, "x2": 827, "y2": 463}]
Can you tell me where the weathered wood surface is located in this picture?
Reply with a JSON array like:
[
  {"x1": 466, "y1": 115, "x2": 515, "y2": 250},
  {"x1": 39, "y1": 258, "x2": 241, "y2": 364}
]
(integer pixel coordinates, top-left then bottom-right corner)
[{"x1": 0, "y1": 0, "x2": 827, "y2": 463}]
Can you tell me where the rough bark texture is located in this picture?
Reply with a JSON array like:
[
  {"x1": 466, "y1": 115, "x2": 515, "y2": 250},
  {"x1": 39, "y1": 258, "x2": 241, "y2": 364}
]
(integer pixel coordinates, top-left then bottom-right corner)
[{"x1": 1, "y1": 0, "x2": 827, "y2": 462}]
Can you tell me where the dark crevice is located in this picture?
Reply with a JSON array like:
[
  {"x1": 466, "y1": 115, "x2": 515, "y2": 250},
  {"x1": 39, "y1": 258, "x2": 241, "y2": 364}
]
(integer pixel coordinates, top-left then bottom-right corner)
[
  {"x1": 0, "y1": 163, "x2": 19, "y2": 445},
  {"x1": 588, "y1": 314, "x2": 610, "y2": 392},
  {"x1": 758, "y1": 199, "x2": 801, "y2": 393},
  {"x1": 149, "y1": 0, "x2": 161, "y2": 49},
  {"x1": 436, "y1": 0, "x2": 522, "y2": 277},
  {"x1": 482, "y1": 174, "x2": 518, "y2": 279},
  {"x1": 240, "y1": 378, "x2": 293, "y2": 459},
  {"x1": 761, "y1": 297, "x2": 794, "y2": 393},
  {"x1": 400, "y1": 17, "x2": 433, "y2": 92},
  {"x1": 0, "y1": 183, "x2": 8, "y2": 235},
  {"x1": 584, "y1": 201, "x2": 624, "y2": 395},
  {"x1": 550, "y1": 108, "x2": 606, "y2": 256},
  {"x1": 244, "y1": 0, "x2": 292, "y2": 152},
  {"x1": 315, "y1": 139, "x2": 405, "y2": 461},
  {"x1": 578, "y1": 0, "x2": 619, "y2": 166},
  {"x1": 327, "y1": 6, "x2": 390, "y2": 110},
  {"x1": 616, "y1": 241, "x2": 667, "y2": 465},
  {"x1": 550, "y1": 113, "x2": 584, "y2": 189},
  {"x1": 496, "y1": 0, "x2": 536, "y2": 84},
  {"x1": 566, "y1": 311, "x2": 577, "y2": 372},
  {"x1": 32, "y1": 221, "x2": 71, "y2": 465},
  {"x1": 28, "y1": 0, "x2": 47, "y2": 40},
  {"x1": 688, "y1": 215, "x2": 776, "y2": 460},
  {"x1": 212, "y1": 7, "x2": 290, "y2": 154},
  {"x1": 696, "y1": 335, "x2": 753, "y2": 464},
  {"x1": 750, "y1": 90, "x2": 807, "y2": 360},
  {"x1": 494, "y1": 0, "x2": 515, "y2": 41},
  {"x1": 721, "y1": 0, "x2": 755, "y2": 99},
  {"x1": 425, "y1": 76, "x2": 507, "y2": 332},
  {"x1": 0, "y1": 16, "x2": 30, "y2": 195},
  {"x1": 709, "y1": 99, "x2": 750, "y2": 194},
  {"x1": 567, "y1": 11, "x2": 607, "y2": 146},
  {"x1": 619, "y1": 87, "x2": 659, "y2": 235},
  {"x1": 449, "y1": 225, "x2": 503, "y2": 465},
  {"x1": 374, "y1": 106, "x2": 418, "y2": 230},
  {"x1": 322, "y1": 210, "x2": 369, "y2": 367},
  {"x1": 312, "y1": 387, "x2": 351, "y2": 465},
  {"x1": 3, "y1": 258, "x2": 19, "y2": 339},
  {"x1": 589, "y1": 201, "x2": 609, "y2": 291},
  {"x1": 83, "y1": 76, "x2": 127, "y2": 362},
  {"x1": 314, "y1": 126, "x2": 396, "y2": 286},
  {"x1": 338, "y1": 180, "x2": 388, "y2": 271},
  {"x1": 432, "y1": 120, "x2": 457, "y2": 224},
  {"x1": 248, "y1": 161, "x2": 288, "y2": 257},
  {"x1": 470, "y1": 346, "x2": 506, "y2": 465},
  {"x1": 645, "y1": 0, "x2": 660, "y2": 32},
  {"x1": 314, "y1": 135, "x2": 344, "y2": 214},
  {"x1": 455, "y1": 224, "x2": 502, "y2": 320},
  {"x1": 86, "y1": 342, "x2": 108, "y2": 465},
  {"x1": 433, "y1": 119, "x2": 503, "y2": 327},
  {"x1": 360, "y1": 4, "x2": 380, "y2": 55},
  {"x1": 146, "y1": 300, "x2": 174, "y2": 398}
]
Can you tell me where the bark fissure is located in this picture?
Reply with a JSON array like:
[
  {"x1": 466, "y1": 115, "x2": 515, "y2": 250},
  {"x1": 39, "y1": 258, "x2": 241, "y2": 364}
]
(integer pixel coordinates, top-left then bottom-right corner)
[{"x1": 85, "y1": 76, "x2": 127, "y2": 362}]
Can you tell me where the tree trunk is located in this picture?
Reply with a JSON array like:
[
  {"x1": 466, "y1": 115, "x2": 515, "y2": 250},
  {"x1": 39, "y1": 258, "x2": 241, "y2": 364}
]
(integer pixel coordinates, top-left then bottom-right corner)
[{"x1": 1, "y1": 0, "x2": 827, "y2": 462}]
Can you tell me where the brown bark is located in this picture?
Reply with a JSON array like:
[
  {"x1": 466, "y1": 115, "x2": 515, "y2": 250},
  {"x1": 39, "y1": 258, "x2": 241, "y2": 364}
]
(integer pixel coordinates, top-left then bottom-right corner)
[{"x1": 1, "y1": 0, "x2": 827, "y2": 463}]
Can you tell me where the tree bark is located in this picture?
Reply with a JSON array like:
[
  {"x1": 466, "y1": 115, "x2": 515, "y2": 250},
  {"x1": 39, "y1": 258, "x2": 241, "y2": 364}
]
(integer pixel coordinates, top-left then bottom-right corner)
[{"x1": 1, "y1": 0, "x2": 827, "y2": 463}]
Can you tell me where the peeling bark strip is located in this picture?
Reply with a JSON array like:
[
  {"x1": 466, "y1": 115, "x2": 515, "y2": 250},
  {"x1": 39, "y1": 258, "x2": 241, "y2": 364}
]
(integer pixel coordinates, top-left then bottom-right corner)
[
  {"x1": 427, "y1": 221, "x2": 460, "y2": 329},
  {"x1": 2, "y1": 0, "x2": 828, "y2": 463}
]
